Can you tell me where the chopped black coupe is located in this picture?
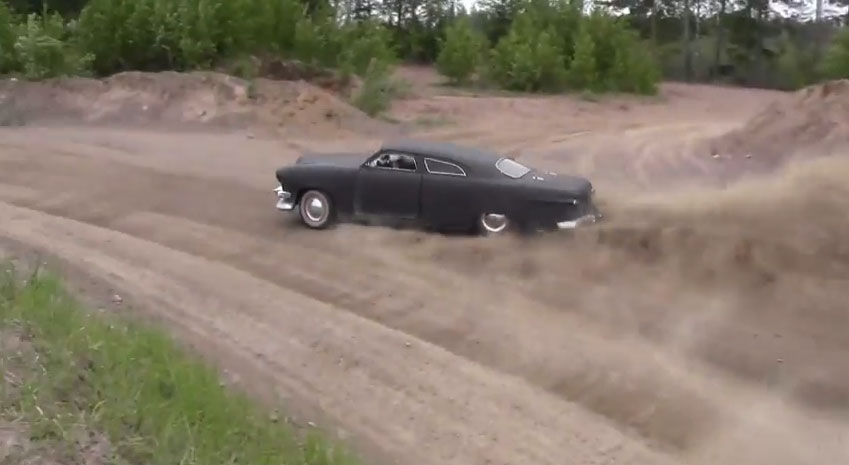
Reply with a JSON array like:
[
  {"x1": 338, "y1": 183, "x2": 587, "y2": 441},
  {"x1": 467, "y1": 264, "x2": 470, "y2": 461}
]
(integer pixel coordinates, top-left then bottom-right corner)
[{"x1": 273, "y1": 138, "x2": 600, "y2": 234}]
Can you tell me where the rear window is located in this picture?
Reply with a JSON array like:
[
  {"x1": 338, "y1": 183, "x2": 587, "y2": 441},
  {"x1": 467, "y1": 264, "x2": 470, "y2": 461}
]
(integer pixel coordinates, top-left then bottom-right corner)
[{"x1": 495, "y1": 158, "x2": 531, "y2": 179}]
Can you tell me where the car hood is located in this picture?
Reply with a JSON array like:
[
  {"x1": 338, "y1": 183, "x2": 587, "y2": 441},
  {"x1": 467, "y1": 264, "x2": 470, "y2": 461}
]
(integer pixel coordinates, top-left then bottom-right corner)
[
  {"x1": 295, "y1": 151, "x2": 369, "y2": 168},
  {"x1": 523, "y1": 170, "x2": 592, "y2": 196}
]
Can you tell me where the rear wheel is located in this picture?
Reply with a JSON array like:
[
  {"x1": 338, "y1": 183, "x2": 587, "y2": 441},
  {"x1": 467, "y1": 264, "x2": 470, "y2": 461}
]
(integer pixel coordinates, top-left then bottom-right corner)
[
  {"x1": 477, "y1": 213, "x2": 510, "y2": 236},
  {"x1": 298, "y1": 190, "x2": 335, "y2": 229}
]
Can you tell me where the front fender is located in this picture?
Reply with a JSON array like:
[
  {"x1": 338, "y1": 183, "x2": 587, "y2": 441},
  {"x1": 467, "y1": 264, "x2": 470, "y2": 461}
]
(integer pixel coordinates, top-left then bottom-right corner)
[{"x1": 276, "y1": 165, "x2": 357, "y2": 215}]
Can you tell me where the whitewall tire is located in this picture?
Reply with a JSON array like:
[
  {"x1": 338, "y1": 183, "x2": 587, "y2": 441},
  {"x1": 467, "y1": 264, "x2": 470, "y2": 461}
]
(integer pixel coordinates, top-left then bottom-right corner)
[
  {"x1": 298, "y1": 190, "x2": 334, "y2": 229},
  {"x1": 478, "y1": 213, "x2": 510, "y2": 235}
]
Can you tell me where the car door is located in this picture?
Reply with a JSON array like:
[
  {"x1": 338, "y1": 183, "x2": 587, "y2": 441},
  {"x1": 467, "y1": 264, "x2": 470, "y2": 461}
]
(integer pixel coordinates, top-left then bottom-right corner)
[
  {"x1": 354, "y1": 151, "x2": 422, "y2": 219},
  {"x1": 420, "y1": 157, "x2": 478, "y2": 228}
]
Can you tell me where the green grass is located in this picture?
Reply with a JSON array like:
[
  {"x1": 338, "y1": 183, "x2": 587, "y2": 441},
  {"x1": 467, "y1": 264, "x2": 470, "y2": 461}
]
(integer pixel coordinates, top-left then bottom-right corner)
[{"x1": 0, "y1": 263, "x2": 361, "y2": 465}]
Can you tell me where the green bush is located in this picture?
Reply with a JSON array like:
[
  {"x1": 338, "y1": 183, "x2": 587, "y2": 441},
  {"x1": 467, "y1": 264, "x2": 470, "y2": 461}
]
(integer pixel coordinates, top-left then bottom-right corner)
[
  {"x1": 436, "y1": 17, "x2": 487, "y2": 84},
  {"x1": 488, "y1": 14, "x2": 567, "y2": 92},
  {"x1": 567, "y1": 23, "x2": 597, "y2": 91},
  {"x1": 78, "y1": 0, "x2": 178, "y2": 73},
  {"x1": 339, "y1": 20, "x2": 397, "y2": 77},
  {"x1": 14, "y1": 11, "x2": 93, "y2": 79},
  {"x1": 533, "y1": 28, "x2": 569, "y2": 92},
  {"x1": 0, "y1": 2, "x2": 18, "y2": 73},
  {"x1": 474, "y1": 6, "x2": 659, "y2": 96},
  {"x1": 487, "y1": 29, "x2": 534, "y2": 91},
  {"x1": 76, "y1": 0, "x2": 313, "y2": 74},
  {"x1": 774, "y1": 30, "x2": 818, "y2": 90},
  {"x1": 820, "y1": 27, "x2": 849, "y2": 80},
  {"x1": 352, "y1": 58, "x2": 395, "y2": 116},
  {"x1": 242, "y1": 0, "x2": 302, "y2": 53},
  {"x1": 3, "y1": 0, "x2": 663, "y2": 99},
  {"x1": 607, "y1": 31, "x2": 660, "y2": 94},
  {"x1": 293, "y1": 8, "x2": 343, "y2": 69},
  {"x1": 574, "y1": 12, "x2": 659, "y2": 94}
]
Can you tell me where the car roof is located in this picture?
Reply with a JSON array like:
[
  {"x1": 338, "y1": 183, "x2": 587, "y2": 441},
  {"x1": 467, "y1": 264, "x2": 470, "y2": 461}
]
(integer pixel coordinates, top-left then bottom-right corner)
[{"x1": 379, "y1": 138, "x2": 503, "y2": 172}]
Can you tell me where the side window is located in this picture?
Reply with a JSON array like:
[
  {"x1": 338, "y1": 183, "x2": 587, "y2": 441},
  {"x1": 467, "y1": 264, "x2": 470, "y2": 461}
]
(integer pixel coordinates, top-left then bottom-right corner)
[
  {"x1": 424, "y1": 158, "x2": 466, "y2": 177},
  {"x1": 370, "y1": 152, "x2": 417, "y2": 172}
]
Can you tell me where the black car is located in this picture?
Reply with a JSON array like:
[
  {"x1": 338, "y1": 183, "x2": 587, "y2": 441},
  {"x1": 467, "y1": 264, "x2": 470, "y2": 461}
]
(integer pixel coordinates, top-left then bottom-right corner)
[{"x1": 273, "y1": 138, "x2": 600, "y2": 234}]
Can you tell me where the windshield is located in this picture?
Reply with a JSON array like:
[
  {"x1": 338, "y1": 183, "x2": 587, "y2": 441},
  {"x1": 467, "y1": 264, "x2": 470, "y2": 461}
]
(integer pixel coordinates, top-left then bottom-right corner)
[{"x1": 496, "y1": 157, "x2": 532, "y2": 179}]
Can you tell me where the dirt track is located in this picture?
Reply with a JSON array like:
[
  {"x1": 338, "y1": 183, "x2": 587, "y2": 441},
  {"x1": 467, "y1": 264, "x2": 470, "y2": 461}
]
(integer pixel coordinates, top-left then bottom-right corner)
[{"x1": 1, "y1": 72, "x2": 849, "y2": 465}]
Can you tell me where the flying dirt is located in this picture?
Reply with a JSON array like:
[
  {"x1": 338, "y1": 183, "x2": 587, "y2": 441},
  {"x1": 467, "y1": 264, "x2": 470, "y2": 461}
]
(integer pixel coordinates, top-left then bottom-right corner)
[{"x1": 1, "y1": 70, "x2": 848, "y2": 465}]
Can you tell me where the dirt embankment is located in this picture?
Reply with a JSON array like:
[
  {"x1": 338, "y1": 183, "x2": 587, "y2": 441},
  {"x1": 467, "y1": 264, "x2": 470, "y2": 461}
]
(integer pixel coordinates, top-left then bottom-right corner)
[
  {"x1": 707, "y1": 79, "x2": 849, "y2": 160},
  {"x1": 0, "y1": 70, "x2": 394, "y2": 137}
]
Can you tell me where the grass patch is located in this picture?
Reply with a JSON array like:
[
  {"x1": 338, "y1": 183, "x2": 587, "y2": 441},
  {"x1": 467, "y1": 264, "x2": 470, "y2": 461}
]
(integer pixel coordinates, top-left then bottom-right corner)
[{"x1": 0, "y1": 263, "x2": 361, "y2": 465}]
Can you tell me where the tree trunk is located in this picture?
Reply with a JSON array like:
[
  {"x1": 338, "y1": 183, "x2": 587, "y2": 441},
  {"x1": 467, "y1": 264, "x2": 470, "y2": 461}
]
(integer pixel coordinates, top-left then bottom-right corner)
[
  {"x1": 695, "y1": 0, "x2": 701, "y2": 37},
  {"x1": 651, "y1": 0, "x2": 658, "y2": 45},
  {"x1": 714, "y1": 0, "x2": 726, "y2": 79},
  {"x1": 756, "y1": 3, "x2": 766, "y2": 86},
  {"x1": 683, "y1": 0, "x2": 692, "y2": 81}
]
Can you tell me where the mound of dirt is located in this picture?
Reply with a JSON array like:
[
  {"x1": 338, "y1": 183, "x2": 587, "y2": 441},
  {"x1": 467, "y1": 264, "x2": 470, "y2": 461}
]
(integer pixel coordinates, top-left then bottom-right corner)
[
  {"x1": 708, "y1": 79, "x2": 849, "y2": 159},
  {"x1": 0, "y1": 71, "x2": 393, "y2": 136},
  {"x1": 218, "y1": 56, "x2": 358, "y2": 95}
]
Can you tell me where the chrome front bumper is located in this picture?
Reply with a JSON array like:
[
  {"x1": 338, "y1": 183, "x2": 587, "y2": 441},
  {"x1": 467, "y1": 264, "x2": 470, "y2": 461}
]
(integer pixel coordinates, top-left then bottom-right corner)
[
  {"x1": 273, "y1": 184, "x2": 295, "y2": 211},
  {"x1": 556, "y1": 213, "x2": 599, "y2": 229},
  {"x1": 557, "y1": 188, "x2": 601, "y2": 229}
]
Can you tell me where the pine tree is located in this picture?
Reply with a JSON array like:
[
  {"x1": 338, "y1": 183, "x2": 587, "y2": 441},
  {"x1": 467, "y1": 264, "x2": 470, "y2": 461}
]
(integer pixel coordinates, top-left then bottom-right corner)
[
  {"x1": 568, "y1": 24, "x2": 598, "y2": 91},
  {"x1": 436, "y1": 17, "x2": 486, "y2": 84},
  {"x1": 0, "y1": 2, "x2": 17, "y2": 73}
]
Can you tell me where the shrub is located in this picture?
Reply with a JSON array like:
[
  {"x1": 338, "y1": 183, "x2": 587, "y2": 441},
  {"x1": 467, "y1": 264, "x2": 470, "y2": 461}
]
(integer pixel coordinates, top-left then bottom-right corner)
[
  {"x1": 293, "y1": 9, "x2": 346, "y2": 70},
  {"x1": 78, "y1": 0, "x2": 172, "y2": 73},
  {"x1": 774, "y1": 30, "x2": 818, "y2": 90},
  {"x1": 241, "y1": 0, "x2": 303, "y2": 53},
  {"x1": 479, "y1": 7, "x2": 658, "y2": 95},
  {"x1": 76, "y1": 0, "x2": 311, "y2": 74},
  {"x1": 0, "y1": 2, "x2": 18, "y2": 73},
  {"x1": 820, "y1": 27, "x2": 849, "y2": 80},
  {"x1": 352, "y1": 58, "x2": 395, "y2": 116},
  {"x1": 14, "y1": 11, "x2": 93, "y2": 80},
  {"x1": 339, "y1": 21, "x2": 397, "y2": 77},
  {"x1": 567, "y1": 24, "x2": 598, "y2": 91},
  {"x1": 607, "y1": 31, "x2": 660, "y2": 94},
  {"x1": 487, "y1": 13, "x2": 567, "y2": 92},
  {"x1": 436, "y1": 17, "x2": 487, "y2": 85}
]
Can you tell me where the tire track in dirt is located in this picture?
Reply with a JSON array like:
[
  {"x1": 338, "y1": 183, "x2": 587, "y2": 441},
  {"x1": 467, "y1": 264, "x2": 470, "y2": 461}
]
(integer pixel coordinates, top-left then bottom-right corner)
[
  {"x1": 3, "y1": 133, "x2": 849, "y2": 465},
  {"x1": 0, "y1": 141, "x2": 728, "y2": 451},
  {"x1": 0, "y1": 200, "x2": 679, "y2": 465},
  {"x1": 0, "y1": 120, "x2": 848, "y2": 464},
  {"x1": 526, "y1": 122, "x2": 742, "y2": 192}
]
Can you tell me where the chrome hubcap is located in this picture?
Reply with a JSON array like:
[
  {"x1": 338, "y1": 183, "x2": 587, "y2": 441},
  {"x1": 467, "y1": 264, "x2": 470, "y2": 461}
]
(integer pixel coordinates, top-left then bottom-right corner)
[
  {"x1": 304, "y1": 195, "x2": 326, "y2": 223},
  {"x1": 481, "y1": 213, "x2": 508, "y2": 233}
]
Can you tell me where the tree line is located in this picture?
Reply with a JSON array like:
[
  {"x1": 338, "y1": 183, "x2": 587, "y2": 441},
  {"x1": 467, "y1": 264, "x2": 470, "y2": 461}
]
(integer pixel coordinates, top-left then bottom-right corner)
[{"x1": 1, "y1": 0, "x2": 848, "y2": 100}]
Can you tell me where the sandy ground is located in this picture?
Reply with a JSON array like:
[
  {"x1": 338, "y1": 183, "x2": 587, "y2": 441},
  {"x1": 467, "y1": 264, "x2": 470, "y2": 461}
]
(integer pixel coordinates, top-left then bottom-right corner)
[{"x1": 1, "y1": 68, "x2": 848, "y2": 465}]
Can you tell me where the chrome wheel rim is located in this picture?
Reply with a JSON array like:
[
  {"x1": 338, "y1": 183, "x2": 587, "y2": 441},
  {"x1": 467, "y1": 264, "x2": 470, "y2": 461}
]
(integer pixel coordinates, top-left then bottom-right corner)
[
  {"x1": 481, "y1": 213, "x2": 508, "y2": 233},
  {"x1": 302, "y1": 193, "x2": 328, "y2": 225}
]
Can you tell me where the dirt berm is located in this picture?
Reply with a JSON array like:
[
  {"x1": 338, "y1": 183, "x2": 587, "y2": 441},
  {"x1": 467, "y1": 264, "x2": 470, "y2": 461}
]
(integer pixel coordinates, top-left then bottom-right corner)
[
  {"x1": 0, "y1": 70, "x2": 394, "y2": 137},
  {"x1": 707, "y1": 79, "x2": 849, "y2": 162}
]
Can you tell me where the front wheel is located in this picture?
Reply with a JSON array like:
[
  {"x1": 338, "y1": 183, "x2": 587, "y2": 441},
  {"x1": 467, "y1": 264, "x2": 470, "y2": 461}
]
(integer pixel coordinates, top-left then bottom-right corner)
[
  {"x1": 477, "y1": 213, "x2": 511, "y2": 236},
  {"x1": 298, "y1": 189, "x2": 335, "y2": 229}
]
